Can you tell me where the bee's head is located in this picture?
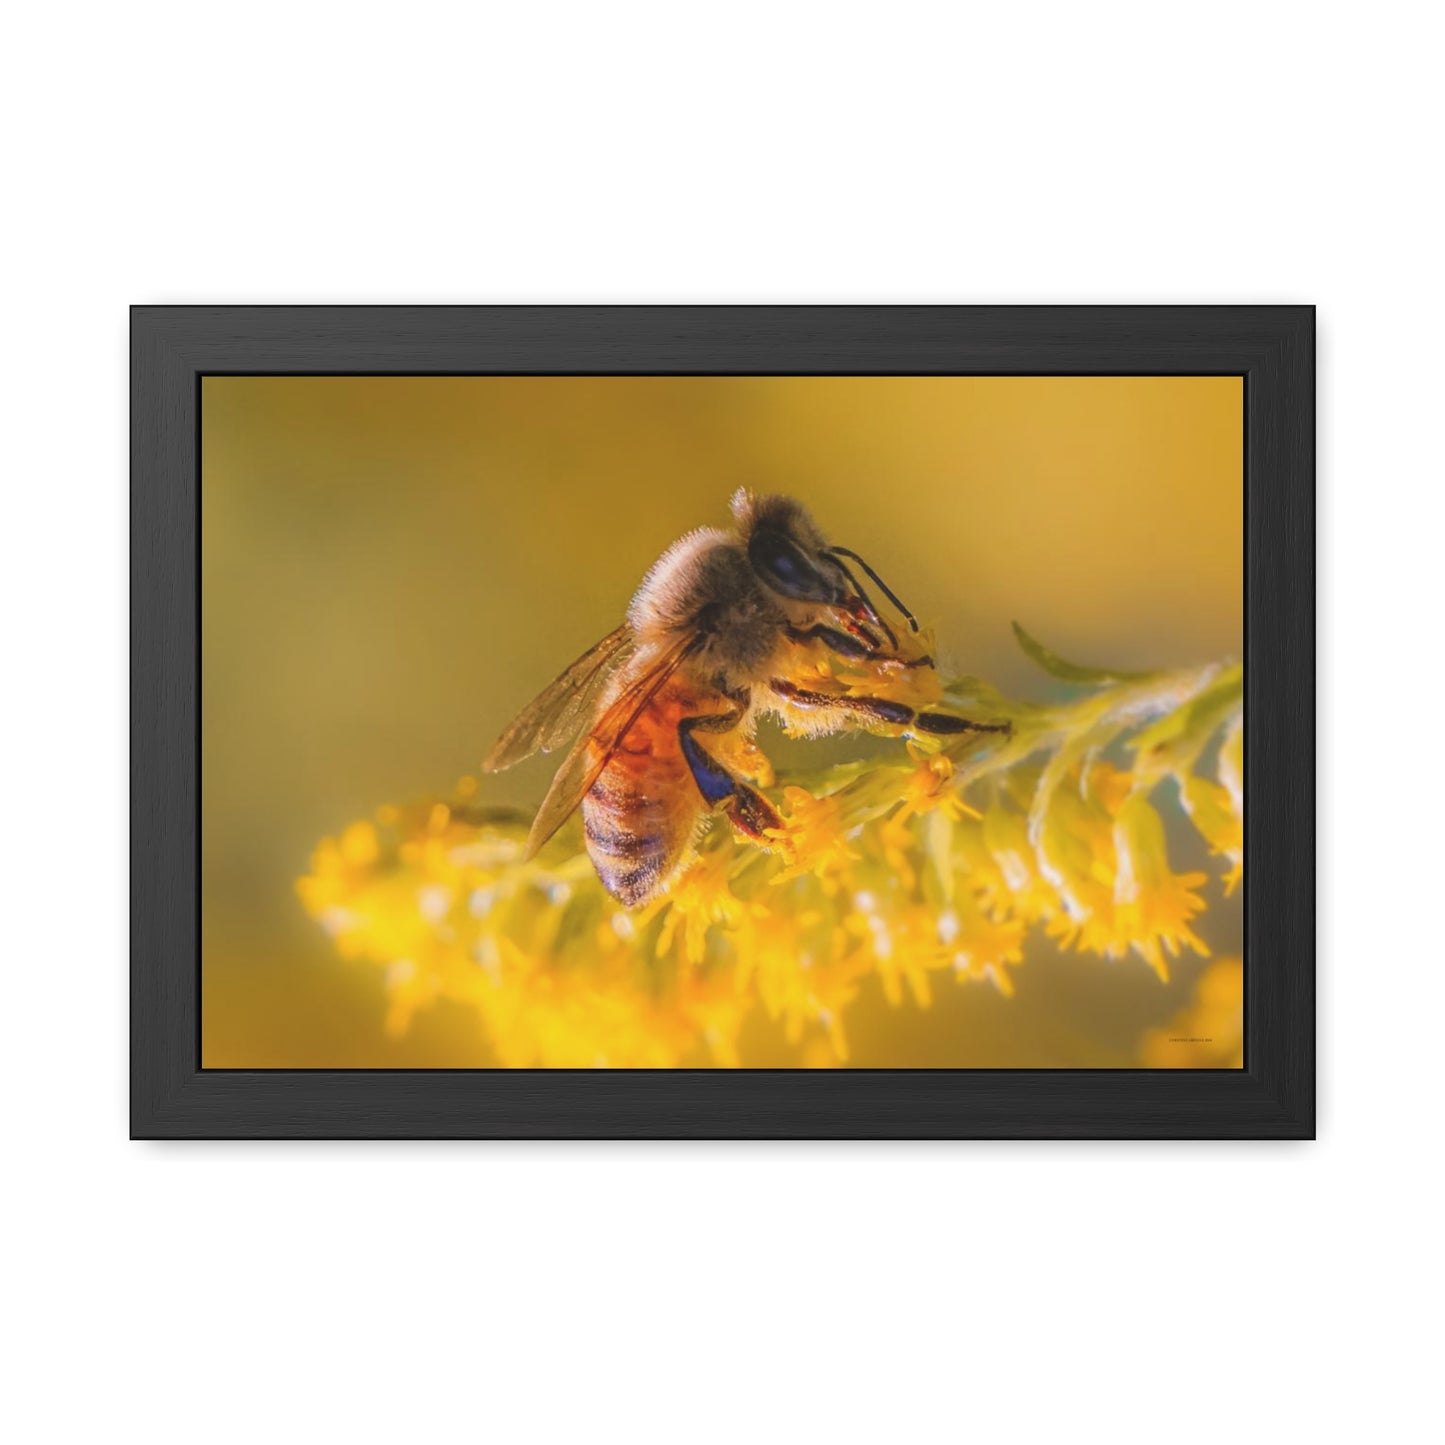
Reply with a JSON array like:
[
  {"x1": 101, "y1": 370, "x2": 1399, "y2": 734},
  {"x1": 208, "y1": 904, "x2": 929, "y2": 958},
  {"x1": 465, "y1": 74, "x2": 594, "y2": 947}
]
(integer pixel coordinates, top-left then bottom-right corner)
[
  {"x1": 730, "y1": 488, "x2": 920, "y2": 649},
  {"x1": 731, "y1": 488, "x2": 843, "y2": 604}
]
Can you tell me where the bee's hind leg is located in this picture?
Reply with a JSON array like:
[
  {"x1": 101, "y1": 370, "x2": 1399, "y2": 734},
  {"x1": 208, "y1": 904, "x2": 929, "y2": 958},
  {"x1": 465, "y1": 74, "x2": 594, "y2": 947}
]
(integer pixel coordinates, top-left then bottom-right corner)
[
  {"x1": 678, "y1": 711, "x2": 783, "y2": 843},
  {"x1": 723, "y1": 782, "x2": 784, "y2": 842}
]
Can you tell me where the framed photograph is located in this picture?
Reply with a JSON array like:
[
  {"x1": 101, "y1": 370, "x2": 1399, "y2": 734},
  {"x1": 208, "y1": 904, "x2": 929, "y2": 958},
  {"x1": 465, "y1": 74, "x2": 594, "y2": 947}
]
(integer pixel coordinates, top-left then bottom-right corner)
[{"x1": 132, "y1": 305, "x2": 1313, "y2": 1138}]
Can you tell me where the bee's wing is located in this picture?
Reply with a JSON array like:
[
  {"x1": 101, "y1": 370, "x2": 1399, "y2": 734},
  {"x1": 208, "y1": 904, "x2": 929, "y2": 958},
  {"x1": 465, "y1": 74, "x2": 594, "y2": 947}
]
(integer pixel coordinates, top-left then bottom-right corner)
[
  {"x1": 483, "y1": 625, "x2": 638, "y2": 773},
  {"x1": 523, "y1": 631, "x2": 704, "y2": 860}
]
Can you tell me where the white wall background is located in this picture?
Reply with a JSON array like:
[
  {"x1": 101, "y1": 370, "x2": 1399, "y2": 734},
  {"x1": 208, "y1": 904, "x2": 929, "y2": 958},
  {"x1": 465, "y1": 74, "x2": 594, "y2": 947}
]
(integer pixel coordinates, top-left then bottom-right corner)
[{"x1": 3, "y1": 3, "x2": 1437, "y2": 1441}]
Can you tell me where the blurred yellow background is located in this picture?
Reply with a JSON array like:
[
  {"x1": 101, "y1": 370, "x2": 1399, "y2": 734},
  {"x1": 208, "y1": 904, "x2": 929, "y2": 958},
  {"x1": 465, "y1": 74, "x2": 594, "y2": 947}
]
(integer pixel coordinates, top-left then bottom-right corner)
[{"x1": 202, "y1": 375, "x2": 1242, "y2": 1067}]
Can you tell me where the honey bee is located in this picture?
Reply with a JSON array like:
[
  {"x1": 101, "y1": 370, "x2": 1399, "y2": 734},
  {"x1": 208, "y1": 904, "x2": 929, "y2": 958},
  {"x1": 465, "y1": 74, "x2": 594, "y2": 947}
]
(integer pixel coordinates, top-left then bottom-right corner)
[{"x1": 483, "y1": 489, "x2": 1007, "y2": 906}]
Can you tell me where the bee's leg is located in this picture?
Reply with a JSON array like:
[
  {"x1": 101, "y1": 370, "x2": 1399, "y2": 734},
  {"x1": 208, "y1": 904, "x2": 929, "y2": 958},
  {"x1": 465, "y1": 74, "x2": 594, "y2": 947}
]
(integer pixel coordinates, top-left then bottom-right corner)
[
  {"x1": 770, "y1": 680, "x2": 1011, "y2": 737},
  {"x1": 786, "y1": 623, "x2": 935, "y2": 670},
  {"x1": 912, "y1": 712, "x2": 1013, "y2": 737},
  {"x1": 679, "y1": 711, "x2": 783, "y2": 842},
  {"x1": 725, "y1": 781, "x2": 785, "y2": 841},
  {"x1": 785, "y1": 622, "x2": 872, "y2": 659}
]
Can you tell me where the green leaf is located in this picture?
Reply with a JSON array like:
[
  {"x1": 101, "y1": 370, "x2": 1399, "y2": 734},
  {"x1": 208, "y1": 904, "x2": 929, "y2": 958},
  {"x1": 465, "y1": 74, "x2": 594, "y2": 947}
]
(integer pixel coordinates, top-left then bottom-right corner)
[{"x1": 1011, "y1": 622, "x2": 1158, "y2": 686}]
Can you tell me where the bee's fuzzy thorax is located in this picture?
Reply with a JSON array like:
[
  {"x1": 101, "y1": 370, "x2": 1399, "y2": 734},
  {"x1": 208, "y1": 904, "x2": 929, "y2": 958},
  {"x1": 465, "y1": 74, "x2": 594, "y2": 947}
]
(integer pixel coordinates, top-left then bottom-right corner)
[
  {"x1": 627, "y1": 522, "x2": 787, "y2": 681},
  {"x1": 626, "y1": 526, "x2": 733, "y2": 639}
]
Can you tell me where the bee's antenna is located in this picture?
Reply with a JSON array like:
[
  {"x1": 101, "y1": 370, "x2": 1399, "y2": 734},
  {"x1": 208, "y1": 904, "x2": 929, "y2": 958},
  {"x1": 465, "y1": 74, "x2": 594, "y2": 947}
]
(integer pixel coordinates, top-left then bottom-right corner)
[
  {"x1": 825, "y1": 553, "x2": 897, "y2": 650},
  {"x1": 827, "y1": 547, "x2": 920, "y2": 634}
]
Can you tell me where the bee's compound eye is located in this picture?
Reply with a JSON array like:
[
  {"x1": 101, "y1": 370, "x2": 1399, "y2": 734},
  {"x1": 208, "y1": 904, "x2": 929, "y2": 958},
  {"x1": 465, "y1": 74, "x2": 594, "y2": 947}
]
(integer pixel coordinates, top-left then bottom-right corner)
[{"x1": 749, "y1": 530, "x2": 834, "y2": 601}]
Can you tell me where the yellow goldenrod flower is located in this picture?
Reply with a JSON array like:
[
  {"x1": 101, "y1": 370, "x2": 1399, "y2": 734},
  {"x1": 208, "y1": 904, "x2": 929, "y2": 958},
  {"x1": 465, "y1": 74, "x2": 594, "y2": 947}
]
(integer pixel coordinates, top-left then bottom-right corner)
[
  {"x1": 297, "y1": 628, "x2": 1243, "y2": 1066},
  {"x1": 654, "y1": 843, "x2": 744, "y2": 968},
  {"x1": 937, "y1": 890, "x2": 1028, "y2": 995},
  {"x1": 967, "y1": 793, "x2": 1058, "y2": 928},
  {"x1": 767, "y1": 785, "x2": 860, "y2": 886},
  {"x1": 845, "y1": 897, "x2": 950, "y2": 1009},
  {"x1": 1108, "y1": 792, "x2": 1211, "y2": 981},
  {"x1": 1179, "y1": 774, "x2": 1244, "y2": 896}
]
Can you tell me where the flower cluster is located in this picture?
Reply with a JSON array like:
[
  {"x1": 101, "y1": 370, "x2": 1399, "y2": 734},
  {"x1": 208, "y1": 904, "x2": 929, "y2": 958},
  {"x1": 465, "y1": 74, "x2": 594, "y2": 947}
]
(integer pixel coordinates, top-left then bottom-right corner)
[{"x1": 297, "y1": 627, "x2": 1243, "y2": 1067}]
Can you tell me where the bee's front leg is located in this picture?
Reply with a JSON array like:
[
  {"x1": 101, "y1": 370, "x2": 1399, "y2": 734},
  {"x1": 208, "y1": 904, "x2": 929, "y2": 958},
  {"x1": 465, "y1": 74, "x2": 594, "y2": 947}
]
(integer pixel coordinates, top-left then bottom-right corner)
[{"x1": 769, "y1": 679, "x2": 1011, "y2": 738}]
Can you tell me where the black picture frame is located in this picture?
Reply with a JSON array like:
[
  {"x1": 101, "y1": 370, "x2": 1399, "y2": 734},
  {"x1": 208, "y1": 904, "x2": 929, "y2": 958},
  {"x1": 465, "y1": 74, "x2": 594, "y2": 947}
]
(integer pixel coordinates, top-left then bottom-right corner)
[{"x1": 132, "y1": 305, "x2": 1314, "y2": 1139}]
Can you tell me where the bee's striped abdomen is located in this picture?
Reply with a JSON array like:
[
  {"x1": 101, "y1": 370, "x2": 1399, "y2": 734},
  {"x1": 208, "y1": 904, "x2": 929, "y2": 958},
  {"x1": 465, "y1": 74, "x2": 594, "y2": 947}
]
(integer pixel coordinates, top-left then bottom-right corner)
[
  {"x1": 582, "y1": 805, "x2": 677, "y2": 906},
  {"x1": 581, "y1": 678, "x2": 711, "y2": 907}
]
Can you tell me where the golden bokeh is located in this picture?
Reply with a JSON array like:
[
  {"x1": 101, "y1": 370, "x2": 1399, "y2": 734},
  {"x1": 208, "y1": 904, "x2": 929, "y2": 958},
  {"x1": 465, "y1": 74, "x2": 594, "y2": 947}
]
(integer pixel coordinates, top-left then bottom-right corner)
[{"x1": 202, "y1": 375, "x2": 1242, "y2": 1067}]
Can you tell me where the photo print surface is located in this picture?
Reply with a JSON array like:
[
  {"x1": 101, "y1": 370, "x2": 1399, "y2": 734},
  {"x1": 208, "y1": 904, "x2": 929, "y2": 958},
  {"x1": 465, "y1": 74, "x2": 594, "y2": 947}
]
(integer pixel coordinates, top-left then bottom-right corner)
[{"x1": 202, "y1": 376, "x2": 1242, "y2": 1069}]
